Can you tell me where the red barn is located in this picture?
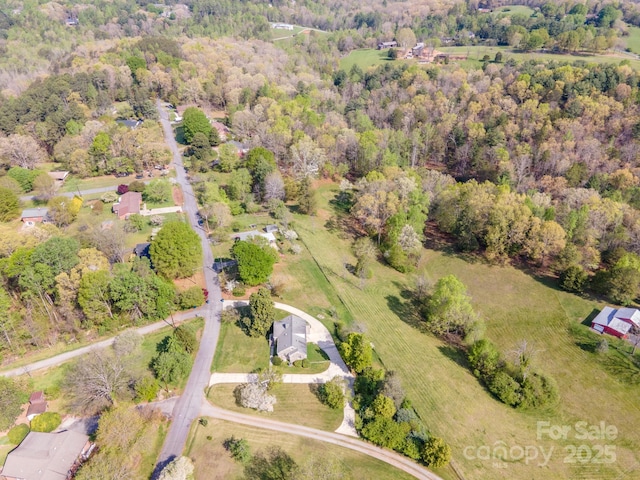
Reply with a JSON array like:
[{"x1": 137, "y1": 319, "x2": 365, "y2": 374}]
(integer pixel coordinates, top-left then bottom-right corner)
[{"x1": 591, "y1": 307, "x2": 640, "y2": 338}]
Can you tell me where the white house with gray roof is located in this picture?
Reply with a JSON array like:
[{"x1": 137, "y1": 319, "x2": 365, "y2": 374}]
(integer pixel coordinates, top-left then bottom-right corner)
[{"x1": 272, "y1": 315, "x2": 308, "y2": 363}]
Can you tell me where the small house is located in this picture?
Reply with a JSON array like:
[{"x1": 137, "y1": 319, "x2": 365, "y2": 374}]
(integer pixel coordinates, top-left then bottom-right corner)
[
  {"x1": 116, "y1": 119, "x2": 142, "y2": 129},
  {"x1": 2, "y1": 431, "x2": 92, "y2": 480},
  {"x1": 211, "y1": 121, "x2": 230, "y2": 141},
  {"x1": 265, "y1": 225, "x2": 279, "y2": 234},
  {"x1": 21, "y1": 208, "x2": 49, "y2": 225},
  {"x1": 112, "y1": 191, "x2": 142, "y2": 219},
  {"x1": 272, "y1": 23, "x2": 294, "y2": 30},
  {"x1": 272, "y1": 315, "x2": 308, "y2": 363},
  {"x1": 47, "y1": 171, "x2": 69, "y2": 186},
  {"x1": 377, "y1": 41, "x2": 398, "y2": 50},
  {"x1": 133, "y1": 242, "x2": 151, "y2": 259},
  {"x1": 26, "y1": 391, "x2": 47, "y2": 421},
  {"x1": 231, "y1": 230, "x2": 277, "y2": 249},
  {"x1": 591, "y1": 307, "x2": 640, "y2": 338}
]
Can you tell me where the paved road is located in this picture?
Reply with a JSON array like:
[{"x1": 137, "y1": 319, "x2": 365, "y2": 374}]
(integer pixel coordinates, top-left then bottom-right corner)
[
  {"x1": 20, "y1": 182, "x2": 153, "y2": 202},
  {"x1": 199, "y1": 401, "x2": 443, "y2": 480},
  {"x1": 154, "y1": 101, "x2": 223, "y2": 474},
  {"x1": 0, "y1": 309, "x2": 203, "y2": 378}
]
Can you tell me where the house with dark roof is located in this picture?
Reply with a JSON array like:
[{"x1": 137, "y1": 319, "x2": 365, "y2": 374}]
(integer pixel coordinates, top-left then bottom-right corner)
[
  {"x1": 1, "y1": 431, "x2": 92, "y2": 480},
  {"x1": 377, "y1": 41, "x2": 397, "y2": 49},
  {"x1": 272, "y1": 315, "x2": 308, "y2": 363},
  {"x1": 112, "y1": 192, "x2": 142, "y2": 219},
  {"x1": 26, "y1": 391, "x2": 47, "y2": 421},
  {"x1": 21, "y1": 208, "x2": 49, "y2": 225},
  {"x1": 133, "y1": 242, "x2": 151, "y2": 259},
  {"x1": 116, "y1": 119, "x2": 142, "y2": 129},
  {"x1": 591, "y1": 307, "x2": 640, "y2": 338}
]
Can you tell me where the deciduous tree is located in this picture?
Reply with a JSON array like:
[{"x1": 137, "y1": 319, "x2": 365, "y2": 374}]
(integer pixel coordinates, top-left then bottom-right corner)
[{"x1": 150, "y1": 221, "x2": 202, "y2": 279}]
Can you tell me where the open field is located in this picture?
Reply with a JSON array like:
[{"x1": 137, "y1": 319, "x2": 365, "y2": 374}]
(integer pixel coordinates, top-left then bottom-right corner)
[
  {"x1": 287, "y1": 182, "x2": 640, "y2": 480},
  {"x1": 270, "y1": 25, "x2": 305, "y2": 39},
  {"x1": 340, "y1": 49, "x2": 395, "y2": 71},
  {"x1": 185, "y1": 418, "x2": 417, "y2": 480},
  {"x1": 207, "y1": 383, "x2": 343, "y2": 431},
  {"x1": 624, "y1": 26, "x2": 640, "y2": 55},
  {"x1": 491, "y1": 5, "x2": 536, "y2": 16}
]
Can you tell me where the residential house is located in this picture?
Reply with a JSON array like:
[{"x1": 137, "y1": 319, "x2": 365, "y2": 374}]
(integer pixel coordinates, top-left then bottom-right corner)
[
  {"x1": 116, "y1": 119, "x2": 142, "y2": 129},
  {"x1": 272, "y1": 23, "x2": 294, "y2": 30},
  {"x1": 133, "y1": 242, "x2": 151, "y2": 259},
  {"x1": 230, "y1": 230, "x2": 277, "y2": 249},
  {"x1": 272, "y1": 315, "x2": 308, "y2": 363},
  {"x1": 264, "y1": 224, "x2": 279, "y2": 234},
  {"x1": 21, "y1": 208, "x2": 49, "y2": 225},
  {"x1": 112, "y1": 192, "x2": 142, "y2": 219},
  {"x1": 591, "y1": 307, "x2": 640, "y2": 338},
  {"x1": 228, "y1": 140, "x2": 249, "y2": 157},
  {"x1": 47, "y1": 171, "x2": 69, "y2": 186},
  {"x1": 211, "y1": 121, "x2": 230, "y2": 141},
  {"x1": 26, "y1": 391, "x2": 47, "y2": 422},
  {"x1": 377, "y1": 41, "x2": 397, "y2": 50},
  {"x1": 1, "y1": 431, "x2": 92, "y2": 480}
]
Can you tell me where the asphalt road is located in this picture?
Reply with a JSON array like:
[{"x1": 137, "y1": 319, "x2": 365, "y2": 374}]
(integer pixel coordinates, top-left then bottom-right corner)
[
  {"x1": 20, "y1": 181, "x2": 152, "y2": 202},
  {"x1": 199, "y1": 402, "x2": 443, "y2": 480},
  {"x1": 154, "y1": 102, "x2": 223, "y2": 474}
]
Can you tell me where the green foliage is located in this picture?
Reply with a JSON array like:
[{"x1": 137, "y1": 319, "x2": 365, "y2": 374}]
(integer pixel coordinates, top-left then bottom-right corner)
[
  {"x1": 7, "y1": 424, "x2": 30, "y2": 444},
  {"x1": 0, "y1": 187, "x2": 20, "y2": 221},
  {"x1": 223, "y1": 436, "x2": 251, "y2": 463},
  {"x1": 297, "y1": 177, "x2": 317, "y2": 215},
  {"x1": 423, "y1": 274, "x2": 476, "y2": 336},
  {"x1": 179, "y1": 286, "x2": 205, "y2": 309},
  {"x1": 361, "y1": 416, "x2": 410, "y2": 450},
  {"x1": 232, "y1": 241, "x2": 277, "y2": 286},
  {"x1": 339, "y1": 332, "x2": 372, "y2": 373},
  {"x1": 30, "y1": 412, "x2": 61, "y2": 432},
  {"x1": 421, "y1": 436, "x2": 452, "y2": 468},
  {"x1": 489, "y1": 370, "x2": 522, "y2": 406},
  {"x1": 467, "y1": 339, "x2": 502, "y2": 378},
  {"x1": 232, "y1": 285, "x2": 246, "y2": 297},
  {"x1": 152, "y1": 335, "x2": 193, "y2": 386},
  {"x1": 150, "y1": 221, "x2": 203, "y2": 279},
  {"x1": 8, "y1": 167, "x2": 43, "y2": 192},
  {"x1": 371, "y1": 394, "x2": 396, "y2": 418},
  {"x1": 0, "y1": 377, "x2": 26, "y2": 430},
  {"x1": 244, "y1": 287, "x2": 274, "y2": 337},
  {"x1": 317, "y1": 377, "x2": 345, "y2": 409},
  {"x1": 271, "y1": 356, "x2": 283, "y2": 366},
  {"x1": 134, "y1": 376, "x2": 160, "y2": 402},
  {"x1": 174, "y1": 325, "x2": 198, "y2": 353},
  {"x1": 143, "y1": 179, "x2": 172, "y2": 203},
  {"x1": 559, "y1": 265, "x2": 588, "y2": 293},
  {"x1": 128, "y1": 180, "x2": 146, "y2": 192},
  {"x1": 127, "y1": 213, "x2": 146, "y2": 231},
  {"x1": 244, "y1": 446, "x2": 298, "y2": 480},
  {"x1": 183, "y1": 107, "x2": 212, "y2": 144}
]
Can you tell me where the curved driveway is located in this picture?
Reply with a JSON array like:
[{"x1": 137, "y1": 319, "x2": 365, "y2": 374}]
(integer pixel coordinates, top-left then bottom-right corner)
[
  {"x1": 199, "y1": 401, "x2": 442, "y2": 480},
  {"x1": 154, "y1": 102, "x2": 223, "y2": 473}
]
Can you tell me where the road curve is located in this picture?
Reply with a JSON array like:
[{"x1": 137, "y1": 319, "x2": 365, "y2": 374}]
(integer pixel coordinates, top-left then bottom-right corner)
[
  {"x1": 154, "y1": 101, "x2": 223, "y2": 473},
  {"x1": 199, "y1": 401, "x2": 443, "y2": 480},
  {"x1": 0, "y1": 309, "x2": 203, "y2": 378}
]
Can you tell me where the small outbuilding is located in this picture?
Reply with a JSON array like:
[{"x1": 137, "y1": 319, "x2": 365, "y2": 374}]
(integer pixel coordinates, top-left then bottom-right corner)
[
  {"x1": 21, "y1": 208, "x2": 49, "y2": 225},
  {"x1": 272, "y1": 315, "x2": 308, "y2": 363},
  {"x1": 26, "y1": 391, "x2": 47, "y2": 421},
  {"x1": 591, "y1": 307, "x2": 640, "y2": 338}
]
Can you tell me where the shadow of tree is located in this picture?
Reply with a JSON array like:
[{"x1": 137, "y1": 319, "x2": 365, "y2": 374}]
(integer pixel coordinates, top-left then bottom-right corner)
[
  {"x1": 437, "y1": 344, "x2": 469, "y2": 369},
  {"x1": 603, "y1": 350, "x2": 640, "y2": 384},
  {"x1": 385, "y1": 294, "x2": 423, "y2": 330}
]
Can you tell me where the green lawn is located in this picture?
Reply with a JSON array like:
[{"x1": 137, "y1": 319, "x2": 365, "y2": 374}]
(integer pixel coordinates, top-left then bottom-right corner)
[
  {"x1": 491, "y1": 5, "x2": 536, "y2": 16},
  {"x1": 207, "y1": 383, "x2": 343, "y2": 431},
  {"x1": 270, "y1": 25, "x2": 305, "y2": 39},
  {"x1": 287, "y1": 183, "x2": 640, "y2": 480},
  {"x1": 624, "y1": 26, "x2": 640, "y2": 54},
  {"x1": 212, "y1": 311, "x2": 330, "y2": 374},
  {"x1": 340, "y1": 49, "x2": 395, "y2": 72},
  {"x1": 185, "y1": 418, "x2": 416, "y2": 480}
]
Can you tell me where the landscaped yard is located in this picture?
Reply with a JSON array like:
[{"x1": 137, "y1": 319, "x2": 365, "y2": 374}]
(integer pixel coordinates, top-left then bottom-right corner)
[
  {"x1": 207, "y1": 383, "x2": 343, "y2": 431},
  {"x1": 185, "y1": 418, "x2": 417, "y2": 480},
  {"x1": 339, "y1": 49, "x2": 395, "y2": 72},
  {"x1": 285, "y1": 182, "x2": 640, "y2": 480},
  {"x1": 491, "y1": 5, "x2": 536, "y2": 16}
]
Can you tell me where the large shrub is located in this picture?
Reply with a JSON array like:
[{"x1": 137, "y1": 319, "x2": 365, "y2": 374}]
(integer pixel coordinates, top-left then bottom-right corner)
[
  {"x1": 30, "y1": 412, "x2": 62, "y2": 432},
  {"x1": 7, "y1": 424, "x2": 30, "y2": 444}
]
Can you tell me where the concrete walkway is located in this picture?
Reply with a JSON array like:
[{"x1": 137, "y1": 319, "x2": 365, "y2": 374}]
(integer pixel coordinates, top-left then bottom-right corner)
[{"x1": 216, "y1": 300, "x2": 357, "y2": 437}]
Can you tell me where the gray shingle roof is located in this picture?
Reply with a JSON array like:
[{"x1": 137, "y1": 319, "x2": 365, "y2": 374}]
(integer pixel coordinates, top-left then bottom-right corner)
[{"x1": 273, "y1": 315, "x2": 307, "y2": 358}]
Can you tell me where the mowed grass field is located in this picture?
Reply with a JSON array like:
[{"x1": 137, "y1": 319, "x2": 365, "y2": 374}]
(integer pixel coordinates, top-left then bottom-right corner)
[
  {"x1": 491, "y1": 5, "x2": 536, "y2": 16},
  {"x1": 288, "y1": 183, "x2": 640, "y2": 480},
  {"x1": 186, "y1": 419, "x2": 417, "y2": 480},
  {"x1": 340, "y1": 49, "x2": 395, "y2": 71},
  {"x1": 207, "y1": 383, "x2": 343, "y2": 431}
]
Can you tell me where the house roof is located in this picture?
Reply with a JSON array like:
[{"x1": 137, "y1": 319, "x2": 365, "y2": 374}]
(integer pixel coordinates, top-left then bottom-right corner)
[
  {"x1": 592, "y1": 307, "x2": 635, "y2": 335},
  {"x1": 134, "y1": 242, "x2": 151, "y2": 258},
  {"x1": 27, "y1": 401, "x2": 47, "y2": 417},
  {"x1": 265, "y1": 225, "x2": 279, "y2": 233},
  {"x1": 273, "y1": 315, "x2": 307, "y2": 357},
  {"x1": 47, "y1": 171, "x2": 69, "y2": 182},
  {"x1": 21, "y1": 208, "x2": 49, "y2": 219},
  {"x1": 613, "y1": 307, "x2": 640, "y2": 328},
  {"x1": 113, "y1": 191, "x2": 142, "y2": 217},
  {"x1": 116, "y1": 119, "x2": 141, "y2": 129},
  {"x1": 231, "y1": 230, "x2": 277, "y2": 244},
  {"x1": 2, "y1": 431, "x2": 89, "y2": 480},
  {"x1": 29, "y1": 391, "x2": 45, "y2": 404}
]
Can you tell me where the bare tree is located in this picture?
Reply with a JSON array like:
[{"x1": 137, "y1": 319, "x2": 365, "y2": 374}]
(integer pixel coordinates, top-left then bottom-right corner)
[
  {"x1": 263, "y1": 171, "x2": 285, "y2": 202},
  {"x1": 236, "y1": 382, "x2": 276, "y2": 412},
  {"x1": 0, "y1": 134, "x2": 48, "y2": 169}
]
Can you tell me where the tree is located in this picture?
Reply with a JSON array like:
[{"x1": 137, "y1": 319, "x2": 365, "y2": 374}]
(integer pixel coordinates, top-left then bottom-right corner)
[
  {"x1": 231, "y1": 241, "x2": 277, "y2": 286},
  {"x1": 423, "y1": 275, "x2": 476, "y2": 336},
  {"x1": 353, "y1": 237, "x2": 376, "y2": 281},
  {"x1": 246, "y1": 287, "x2": 274, "y2": 337},
  {"x1": 7, "y1": 424, "x2": 30, "y2": 444},
  {"x1": 297, "y1": 177, "x2": 317, "y2": 215},
  {"x1": 182, "y1": 107, "x2": 212, "y2": 144},
  {"x1": 152, "y1": 336, "x2": 193, "y2": 387},
  {"x1": 64, "y1": 349, "x2": 133, "y2": 414},
  {"x1": 0, "y1": 187, "x2": 20, "y2": 222},
  {"x1": 0, "y1": 134, "x2": 47, "y2": 169},
  {"x1": 339, "y1": 333, "x2": 372, "y2": 373},
  {"x1": 0, "y1": 377, "x2": 26, "y2": 431},
  {"x1": 559, "y1": 265, "x2": 588, "y2": 293},
  {"x1": 228, "y1": 168, "x2": 252, "y2": 202},
  {"x1": 174, "y1": 325, "x2": 198, "y2": 353},
  {"x1": 244, "y1": 447, "x2": 298, "y2": 480},
  {"x1": 372, "y1": 394, "x2": 396, "y2": 418},
  {"x1": 47, "y1": 196, "x2": 82, "y2": 227},
  {"x1": 263, "y1": 171, "x2": 285, "y2": 202},
  {"x1": 217, "y1": 143, "x2": 239, "y2": 172},
  {"x1": 236, "y1": 382, "x2": 276, "y2": 412},
  {"x1": 361, "y1": 416, "x2": 410, "y2": 450},
  {"x1": 7, "y1": 167, "x2": 42, "y2": 192},
  {"x1": 317, "y1": 376, "x2": 345, "y2": 409},
  {"x1": 396, "y1": 28, "x2": 416, "y2": 48},
  {"x1": 421, "y1": 437, "x2": 452, "y2": 468},
  {"x1": 158, "y1": 456, "x2": 195, "y2": 480},
  {"x1": 143, "y1": 179, "x2": 172, "y2": 203},
  {"x1": 150, "y1": 221, "x2": 202, "y2": 279},
  {"x1": 112, "y1": 331, "x2": 143, "y2": 358},
  {"x1": 224, "y1": 436, "x2": 251, "y2": 463},
  {"x1": 179, "y1": 286, "x2": 205, "y2": 309},
  {"x1": 32, "y1": 174, "x2": 57, "y2": 200},
  {"x1": 30, "y1": 412, "x2": 61, "y2": 432}
]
